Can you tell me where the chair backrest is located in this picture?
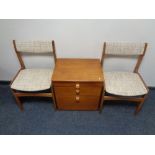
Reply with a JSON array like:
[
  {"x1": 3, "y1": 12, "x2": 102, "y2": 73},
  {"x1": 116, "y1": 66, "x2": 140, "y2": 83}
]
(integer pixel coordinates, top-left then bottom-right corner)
[
  {"x1": 101, "y1": 42, "x2": 148, "y2": 72},
  {"x1": 15, "y1": 41, "x2": 53, "y2": 53},
  {"x1": 13, "y1": 40, "x2": 57, "y2": 69}
]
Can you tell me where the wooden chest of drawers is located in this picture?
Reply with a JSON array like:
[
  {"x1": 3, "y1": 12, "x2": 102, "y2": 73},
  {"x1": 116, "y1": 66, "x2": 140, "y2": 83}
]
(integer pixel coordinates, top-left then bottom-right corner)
[{"x1": 52, "y1": 59, "x2": 104, "y2": 110}]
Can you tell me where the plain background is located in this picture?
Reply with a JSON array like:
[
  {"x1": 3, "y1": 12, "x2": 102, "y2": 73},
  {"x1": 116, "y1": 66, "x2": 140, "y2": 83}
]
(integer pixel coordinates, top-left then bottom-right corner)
[{"x1": 0, "y1": 19, "x2": 155, "y2": 86}]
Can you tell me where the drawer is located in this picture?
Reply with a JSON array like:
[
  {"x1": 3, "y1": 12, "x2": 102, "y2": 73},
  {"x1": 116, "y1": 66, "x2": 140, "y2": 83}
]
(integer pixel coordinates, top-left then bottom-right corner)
[
  {"x1": 53, "y1": 82, "x2": 102, "y2": 87},
  {"x1": 56, "y1": 95, "x2": 100, "y2": 110},
  {"x1": 53, "y1": 82, "x2": 103, "y2": 96},
  {"x1": 57, "y1": 103, "x2": 99, "y2": 110}
]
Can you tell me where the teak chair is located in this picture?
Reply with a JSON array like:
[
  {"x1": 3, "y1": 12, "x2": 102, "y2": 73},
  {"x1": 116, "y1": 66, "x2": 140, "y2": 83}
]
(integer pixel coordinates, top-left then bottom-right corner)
[
  {"x1": 100, "y1": 42, "x2": 149, "y2": 114},
  {"x1": 10, "y1": 40, "x2": 57, "y2": 111}
]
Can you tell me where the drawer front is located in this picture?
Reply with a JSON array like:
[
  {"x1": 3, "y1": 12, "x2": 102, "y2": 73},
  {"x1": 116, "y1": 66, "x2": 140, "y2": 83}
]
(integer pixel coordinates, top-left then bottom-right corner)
[
  {"x1": 57, "y1": 103, "x2": 99, "y2": 110},
  {"x1": 56, "y1": 95, "x2": 100, "y2": 110},
  {"x1": 53, "y1": 82, "x2": 103, "y2": 96}
]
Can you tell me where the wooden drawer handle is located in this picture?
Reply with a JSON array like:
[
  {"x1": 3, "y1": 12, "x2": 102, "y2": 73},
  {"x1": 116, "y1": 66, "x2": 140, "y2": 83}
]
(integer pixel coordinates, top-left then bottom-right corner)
[
  {"x1": 75, "y1": 89, "x2": 80, "y2": 94},
  {"x1": 75, "y1": 96, "x2": 80, "y2": 102},
  {"x1": 75, "y1": 83, "x2": 80, "y2": 88}
]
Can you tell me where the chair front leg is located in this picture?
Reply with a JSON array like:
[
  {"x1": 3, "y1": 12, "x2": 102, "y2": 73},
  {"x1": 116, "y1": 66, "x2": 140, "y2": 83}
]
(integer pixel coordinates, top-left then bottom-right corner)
[
  {"x1": 99, "y1": 88, "x2": 105, "y2": 113},
  {"x1": 11, "y1": 90, "x2": 24, "y2": 111},
  {"x1": 135, "y1": 95, "x2": 147, "y2": 115},
  {"x1": 51, "y1": 86, "x2": 57, "y2": 111}
]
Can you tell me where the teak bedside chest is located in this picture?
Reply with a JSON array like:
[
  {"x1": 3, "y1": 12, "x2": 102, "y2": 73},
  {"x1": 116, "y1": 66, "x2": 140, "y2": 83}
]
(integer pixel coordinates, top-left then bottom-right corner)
[{"x1": 52, "y1": 59, "x2": 104, "y2": 110}]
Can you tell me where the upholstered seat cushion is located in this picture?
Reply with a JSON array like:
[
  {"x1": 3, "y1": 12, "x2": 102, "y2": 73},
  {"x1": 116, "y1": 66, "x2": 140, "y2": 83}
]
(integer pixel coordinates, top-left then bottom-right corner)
[
  {"x1": 11, "y1": 69, "x2": 53, "y2": 91},
  {"x1": 104, "y1": 72, "x2": 148, "y2": 96}
]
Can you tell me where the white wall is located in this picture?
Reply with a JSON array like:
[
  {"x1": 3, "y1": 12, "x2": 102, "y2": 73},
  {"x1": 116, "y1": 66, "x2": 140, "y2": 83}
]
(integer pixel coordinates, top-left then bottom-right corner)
[{"x1": 0, "y1": 19, "x2": 155, "y2": 86}]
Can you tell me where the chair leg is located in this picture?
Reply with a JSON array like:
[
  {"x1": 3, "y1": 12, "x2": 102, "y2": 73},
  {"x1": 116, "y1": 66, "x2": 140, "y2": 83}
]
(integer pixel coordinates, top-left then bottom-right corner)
[
  {"x1": 51, "y1": 88, "x2": 57, "y2": 111},
  {"x1": 11, "y1": 90, "x2": 24, "y2": 111},
  {"x1": 14, "y1": 96, "x2": 24, "y2": 112},
  {"x1": 52, "y1": 97, "x2": 57, "y2": 111},
  {"x1": 135, "y1": 100, "x2": 145, "y2": 115},
  {"x1": 14, "y1": 95, "x2": 24, "y2": 111},
  {"x1": 99, "y1": 102, "x2": 104, "y2": 113},
  {"x1": 99, "y1": 91, "x2": 105, "y2": 113}
]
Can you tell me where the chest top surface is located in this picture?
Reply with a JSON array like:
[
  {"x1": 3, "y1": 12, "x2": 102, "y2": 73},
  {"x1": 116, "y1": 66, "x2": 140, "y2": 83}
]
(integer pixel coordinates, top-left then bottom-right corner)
[{"x1": 52, "y1": 58, "x2": 104, "y2": 82}]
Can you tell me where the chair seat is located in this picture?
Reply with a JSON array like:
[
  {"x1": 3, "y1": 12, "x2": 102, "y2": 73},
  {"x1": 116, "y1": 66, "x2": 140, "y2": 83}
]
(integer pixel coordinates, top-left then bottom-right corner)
[
  {"x1": 11, "y1": 69, "x2": 53, "y2": 91},
  {"x1": 104, "y1": 72, "x2": 148, "y2": 96}
]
